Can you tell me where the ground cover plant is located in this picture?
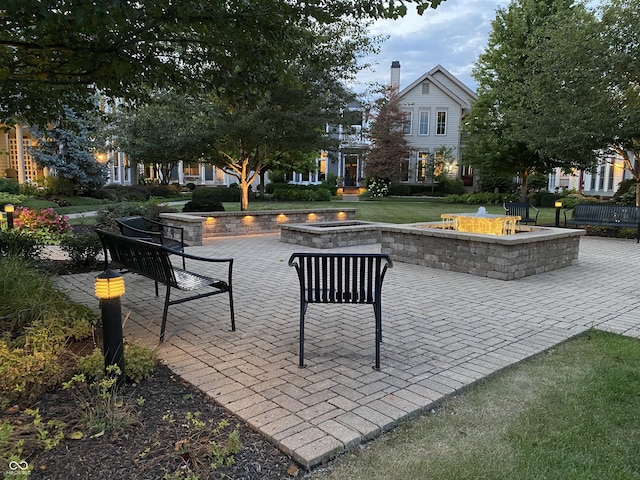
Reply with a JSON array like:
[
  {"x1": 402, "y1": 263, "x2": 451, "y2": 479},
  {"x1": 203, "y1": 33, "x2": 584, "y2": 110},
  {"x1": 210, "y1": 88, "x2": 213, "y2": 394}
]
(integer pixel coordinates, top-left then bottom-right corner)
[{"x1": 309, "y1": 330, "x2": 640, "y2": 480}]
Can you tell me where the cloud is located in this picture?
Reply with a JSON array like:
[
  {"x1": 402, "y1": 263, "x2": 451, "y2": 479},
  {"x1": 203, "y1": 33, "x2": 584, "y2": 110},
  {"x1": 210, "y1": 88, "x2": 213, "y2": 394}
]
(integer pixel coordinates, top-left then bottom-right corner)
[{"x1": 353, "y1": 0, "x2": 511, "y2": 95}]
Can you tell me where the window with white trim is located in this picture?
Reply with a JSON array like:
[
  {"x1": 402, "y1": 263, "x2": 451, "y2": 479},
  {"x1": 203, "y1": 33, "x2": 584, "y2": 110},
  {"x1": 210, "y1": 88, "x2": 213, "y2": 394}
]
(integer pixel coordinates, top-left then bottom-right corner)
[
  {"x1": 417, "y1": 151, "x2": 431, "y2": 182},
  {"x1": 418, "y1": 110, "x2": 430, "y2": 135},
  {"x1": 400, "y1": 159, "x2": 410, "y2": 181},
  {"x1": 436, "y1": 110, "x2": 447, "y2": 135},
  {"x1": 402, "y1": 111, "x2": 412, "y2": 135}
]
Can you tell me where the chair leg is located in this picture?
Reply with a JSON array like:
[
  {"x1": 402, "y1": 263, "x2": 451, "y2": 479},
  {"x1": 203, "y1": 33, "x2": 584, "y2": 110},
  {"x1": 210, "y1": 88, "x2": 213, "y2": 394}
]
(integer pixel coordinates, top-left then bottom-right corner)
[
  {"x1": 374, "y1": 301, "x2": 382, "y2": 371},
  {"x1": 228, "y1": 287, "x2": 236, "y2": 331},
  {"x1": 159, "y1": 285, "x2": 171, "y2": 343},
  {"x1": 299, "y1": 302, "x2": 307, "y2": 368}
]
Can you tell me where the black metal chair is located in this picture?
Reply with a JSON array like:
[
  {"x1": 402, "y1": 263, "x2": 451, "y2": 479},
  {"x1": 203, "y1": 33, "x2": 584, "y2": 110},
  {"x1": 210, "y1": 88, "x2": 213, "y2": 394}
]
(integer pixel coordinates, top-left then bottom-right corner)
[
  {"x1": 503, "y1": 202, "x2": 539, "y2": 225},
  {"x1": 288, "y1": 253, "x2": 393, "y2": 370},
  {"x1": 116, "y1": 216, "x2": 187, "y2": 268}
]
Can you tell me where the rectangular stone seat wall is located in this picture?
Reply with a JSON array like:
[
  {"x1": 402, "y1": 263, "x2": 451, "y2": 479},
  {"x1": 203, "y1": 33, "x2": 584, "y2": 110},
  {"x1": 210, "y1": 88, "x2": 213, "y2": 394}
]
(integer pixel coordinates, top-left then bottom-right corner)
[
  {"x1": 160, "y1": 209, "x2": 357, "y2": 245},
  {"x1": 380, "y1": 227, "x2": 582, "y2": 281}
]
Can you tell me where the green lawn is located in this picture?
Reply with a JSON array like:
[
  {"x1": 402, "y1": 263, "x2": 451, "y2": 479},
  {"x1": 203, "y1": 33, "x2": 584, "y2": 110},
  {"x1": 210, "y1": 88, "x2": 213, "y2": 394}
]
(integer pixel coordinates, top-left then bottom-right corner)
[
  {"x1": 57, "y1": 196, "x2": 562, "y2": 227},
  {"x1": 309, "y1": 330, "x2": 640, "y2": 480},
  {"x1": 221, "y1": 198, "x2": 561, "y2": 225}
]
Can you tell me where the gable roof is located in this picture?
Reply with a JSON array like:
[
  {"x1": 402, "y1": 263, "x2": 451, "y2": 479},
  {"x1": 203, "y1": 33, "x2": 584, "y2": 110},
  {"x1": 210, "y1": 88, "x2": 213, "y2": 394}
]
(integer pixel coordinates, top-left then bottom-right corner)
[{"x1": 397, "y1": 64, "x2": 477, "y2": 110}]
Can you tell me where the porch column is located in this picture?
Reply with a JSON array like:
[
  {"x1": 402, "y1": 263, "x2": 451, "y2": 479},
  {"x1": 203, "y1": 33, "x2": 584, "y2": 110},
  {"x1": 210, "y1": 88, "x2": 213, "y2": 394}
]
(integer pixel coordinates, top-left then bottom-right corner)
[
  {"x1": 178, "y1": 160, "x2": 184, "y2": 184},
  {"x1": 15, "y1": 124, "x2": 26, "y2": 184}
]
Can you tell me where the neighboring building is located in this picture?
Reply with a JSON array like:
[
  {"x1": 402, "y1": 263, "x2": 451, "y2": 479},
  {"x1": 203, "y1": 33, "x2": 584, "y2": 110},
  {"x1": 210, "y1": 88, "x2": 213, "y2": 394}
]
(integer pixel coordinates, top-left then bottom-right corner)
[
  {"x1": 0, "y1": 123, "x2": 242, "y2": 188},
  {"x1": 287, "y1": 100, "x2": 370, "y2": 189},
  {"x1": 1, "y1": 125, "x2": 42, "y2": 184},
  {"x1": 548, "y1": 151, "x2": 637, "y2": 198},
  {"x1": 392, "y1": 62, "x2": 477, "y2": 188}
]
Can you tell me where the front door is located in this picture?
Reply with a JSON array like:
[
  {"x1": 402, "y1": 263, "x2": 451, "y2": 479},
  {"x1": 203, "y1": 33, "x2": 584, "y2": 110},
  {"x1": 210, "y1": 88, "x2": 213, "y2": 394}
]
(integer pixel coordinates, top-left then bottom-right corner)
[{"x1": 344, "y1": 155, "x2": 358, "y2": 187}]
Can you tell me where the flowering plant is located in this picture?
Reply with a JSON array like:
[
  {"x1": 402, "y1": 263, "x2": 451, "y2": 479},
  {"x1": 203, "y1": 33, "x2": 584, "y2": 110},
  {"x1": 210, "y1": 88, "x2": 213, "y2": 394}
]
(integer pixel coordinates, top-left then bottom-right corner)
[
  {"x1": 13, "y1": 207, "x2": 72, "y2": 244},
  {"x1": 367, "y1": 177, "x2": 390, "y2": 197}
]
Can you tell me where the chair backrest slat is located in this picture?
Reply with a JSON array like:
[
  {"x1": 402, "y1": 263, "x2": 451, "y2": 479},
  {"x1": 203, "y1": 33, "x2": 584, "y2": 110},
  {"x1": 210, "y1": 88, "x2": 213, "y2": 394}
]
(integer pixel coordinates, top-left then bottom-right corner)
[
  {"x1": 289, "y1": 253, "x2": 392, "y2": 305},
  {"x1": 97, "y1": 229, "x2": 178, "y2": 287}
]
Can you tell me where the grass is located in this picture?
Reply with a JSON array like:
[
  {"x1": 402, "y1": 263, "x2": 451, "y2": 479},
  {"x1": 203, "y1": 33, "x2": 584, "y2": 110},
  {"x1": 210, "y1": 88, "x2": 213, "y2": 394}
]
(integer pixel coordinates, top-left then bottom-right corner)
[
  {"x1": 221, "y1": 198, "x2": 561, "y2": 225},
  {"x1": 54, "y1": 195, "x2": 561, "y2": 226},
  {"x1": 309, "y1": 330, "x2": 640, "y2": 480}
]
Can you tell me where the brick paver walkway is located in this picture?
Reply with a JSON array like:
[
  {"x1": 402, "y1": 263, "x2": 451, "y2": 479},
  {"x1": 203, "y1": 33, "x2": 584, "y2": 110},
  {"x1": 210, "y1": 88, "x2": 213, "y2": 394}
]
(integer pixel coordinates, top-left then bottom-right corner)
[{"x1": 55, "y1": 234, "x2": 640, "y2": 468}]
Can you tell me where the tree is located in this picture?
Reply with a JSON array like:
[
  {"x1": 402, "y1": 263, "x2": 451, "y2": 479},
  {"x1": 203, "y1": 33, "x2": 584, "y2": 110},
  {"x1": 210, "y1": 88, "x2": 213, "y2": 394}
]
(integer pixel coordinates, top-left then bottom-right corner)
[
  {"x1": 200, "y1": 74, "x2": 354, "y2": 210},
  {"x1": 114, "y1": 92, "x2": 212, "y2": 184},
  {"x1": 599, "y1": 0, "x2": 640, "y2": 206},
  {"x1": 464, "y1": 0, "x2": 588, "y2": 200},
  {"x1": 364, "y1": 86, "x2": 414, "y2": 186},
  {"x1": 1, "y1": 0, "x2": 447, "y2": 126},
  {"x1": 28, "y1": 107, "x2": 107, "y2": 195}
]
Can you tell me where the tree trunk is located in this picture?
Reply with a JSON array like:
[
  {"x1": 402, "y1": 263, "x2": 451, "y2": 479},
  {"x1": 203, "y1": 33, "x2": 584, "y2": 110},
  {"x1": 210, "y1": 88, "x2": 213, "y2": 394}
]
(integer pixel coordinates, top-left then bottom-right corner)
[
  {"x1": 520, "y1": 172, "x2": 529, "y2": 202},
  {"x1": 636, "y1": 179, "x2": 640, "y2": 208},
  {"x1": 240, "y1": 181, "x2": 249, "y2": 211}
]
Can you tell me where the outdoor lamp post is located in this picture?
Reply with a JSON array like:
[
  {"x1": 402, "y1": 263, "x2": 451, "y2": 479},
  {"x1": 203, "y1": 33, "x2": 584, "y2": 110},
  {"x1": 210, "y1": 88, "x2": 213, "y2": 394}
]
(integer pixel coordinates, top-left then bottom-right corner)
[
  {"x1": 554, "y1": 201, "x2": 563, "y2": 227},
  {"x1": 94, "y1": 269, "x2": 125, "y2": 384},
  {"x1": 4, "y1": 204, "x2": 14, "y2": 230}
]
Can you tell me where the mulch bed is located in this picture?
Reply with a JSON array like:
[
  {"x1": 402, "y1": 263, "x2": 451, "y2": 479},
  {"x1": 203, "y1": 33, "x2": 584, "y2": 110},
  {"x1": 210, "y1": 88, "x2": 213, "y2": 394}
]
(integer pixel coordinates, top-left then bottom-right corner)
[
  {"x1": 7, "y1": 362, "x2": 297, "y2": 480},
  {"x1": 2, "y1": 253, "x2": 300, "y2": 480}
]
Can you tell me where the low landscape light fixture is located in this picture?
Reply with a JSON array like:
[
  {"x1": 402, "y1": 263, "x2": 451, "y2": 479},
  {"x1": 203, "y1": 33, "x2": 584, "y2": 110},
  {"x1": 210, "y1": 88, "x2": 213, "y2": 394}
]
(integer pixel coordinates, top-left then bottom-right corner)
[
  {"x1": 4, "y1": 204, "x2": 14, "y2": 230},
  {"x1": 554, "y1": 201, "x2": 563, "y2": 227},
  {"x1": 95, "y1": 269, "x2": 126, "y2": 384}
]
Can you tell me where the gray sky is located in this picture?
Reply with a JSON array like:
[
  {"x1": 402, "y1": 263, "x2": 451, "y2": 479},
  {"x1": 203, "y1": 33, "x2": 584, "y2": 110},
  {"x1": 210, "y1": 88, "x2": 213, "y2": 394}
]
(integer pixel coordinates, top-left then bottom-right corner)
[{"x1": 352, "y1": 0, "x2": 511, "y2": 94}]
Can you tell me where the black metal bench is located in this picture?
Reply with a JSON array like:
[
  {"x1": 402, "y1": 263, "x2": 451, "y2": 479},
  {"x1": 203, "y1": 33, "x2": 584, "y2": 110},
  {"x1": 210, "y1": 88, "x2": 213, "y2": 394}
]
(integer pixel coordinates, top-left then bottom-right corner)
[
  {"x1": 97, "y1": 229, "x2": 235, "y2": 342},
  {"x1": 503, "y1": 202, "x2": 539, "y2": 225},
  {"x1": 116, "y1": 216, "x2": 187, "y2": 268},
  {"x1": 288, "y1": 253, "x2": 393, "y2": 370},
  {"x1": 564, "y1": 204, "x2": 640, "y2": 243}
]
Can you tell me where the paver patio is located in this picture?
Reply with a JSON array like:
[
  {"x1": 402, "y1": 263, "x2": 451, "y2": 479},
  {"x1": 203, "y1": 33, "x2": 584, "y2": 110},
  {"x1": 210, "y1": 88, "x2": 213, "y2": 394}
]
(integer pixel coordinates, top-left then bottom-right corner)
[{"x1": 54, "y1": 234, "x2": 640, "y2": 469}]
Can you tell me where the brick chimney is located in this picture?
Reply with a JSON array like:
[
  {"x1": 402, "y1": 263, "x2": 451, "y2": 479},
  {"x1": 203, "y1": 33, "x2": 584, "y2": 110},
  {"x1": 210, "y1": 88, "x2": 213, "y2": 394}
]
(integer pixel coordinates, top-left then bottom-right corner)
[{"x1": 390, "y1": 61, "x2": 400, "y2": 88}]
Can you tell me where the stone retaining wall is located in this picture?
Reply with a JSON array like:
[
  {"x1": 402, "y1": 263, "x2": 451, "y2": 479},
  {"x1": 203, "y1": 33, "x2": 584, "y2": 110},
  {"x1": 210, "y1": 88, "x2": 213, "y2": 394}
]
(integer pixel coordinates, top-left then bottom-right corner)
[
  {"x1": 380, "y1": 223, "x2": 584, "y2": 280},
  {"x1": 280, "y1": 221, "x2": 381, "y2": 248},
  {"x1": 159, "y1": 209, "x2": 357, "y2": 245}
]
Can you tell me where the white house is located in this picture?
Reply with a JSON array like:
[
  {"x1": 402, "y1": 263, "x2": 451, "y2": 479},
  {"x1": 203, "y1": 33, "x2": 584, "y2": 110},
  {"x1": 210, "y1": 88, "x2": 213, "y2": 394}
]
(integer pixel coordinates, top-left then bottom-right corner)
[
  {"x1": 392, "y1": 62, "x2": 477, "y2": 188},
  {"x1": 548, "y1": 151, "x2": 636, "y2": 198}
]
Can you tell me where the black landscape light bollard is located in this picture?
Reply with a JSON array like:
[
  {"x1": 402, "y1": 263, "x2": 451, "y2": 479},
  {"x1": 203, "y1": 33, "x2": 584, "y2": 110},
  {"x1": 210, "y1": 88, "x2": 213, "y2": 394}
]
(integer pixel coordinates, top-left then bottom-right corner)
[
  {"x1": 94, "y1": 268, "x2": 126, "y2": 385},
  {"x1": 4, "y1": 204, "x2": 14, "y2": 230},
  {"x1": 554, "y1": 201, "x2": 562, "y2": 227}
]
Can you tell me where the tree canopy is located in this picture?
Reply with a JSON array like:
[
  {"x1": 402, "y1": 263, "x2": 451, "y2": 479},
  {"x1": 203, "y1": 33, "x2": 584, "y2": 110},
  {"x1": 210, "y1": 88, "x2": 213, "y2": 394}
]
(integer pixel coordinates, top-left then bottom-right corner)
[
  {"x1": 465, "y1": 0, "x2": 640, "y2": 204},
  {"x1": 1, "y1": 0, "x2": 447, "y2": 125},
  {"x1": 364, "y1": 86, "x2": 414, "y2": 184},
  {"x1": 28, "y1": 107, "x2": 107, "y2": 194}
]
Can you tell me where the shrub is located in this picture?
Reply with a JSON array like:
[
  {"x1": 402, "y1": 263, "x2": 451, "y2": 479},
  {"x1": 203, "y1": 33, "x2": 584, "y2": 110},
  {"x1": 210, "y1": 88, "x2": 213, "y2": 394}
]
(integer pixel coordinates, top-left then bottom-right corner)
[
  {"x1": 444, "y1": 192, "x2": 517, "y2": 204},
  {"x1": 0, "y1": 258, "x2": 98, "y2": 407},
  {"x1": 437, "y1": 178, "x2": 467, "y2": 195},
  {"x1": 270, "y1": 184, "x2": 331, "y2": 201},
  {"x1": 320, "y1": 174, "x2": 339, "y2": 195},
  {"x1": 616, "y1": 185, "x2": 637, "y2": 206},
  {"x1": 192, "y1": 187, "x2": 241, "y2": 203},
  {"x1": 613, "y1": 178, "x2": 636, "y2": 204},
  {"x1": 183, "y1": 200, "x2": 225, "y2": 212},
  {"x1": 0, "y1": 229, "x2": 43, "y2": 259},
  {"x1": 60, "y1": 232, "x2": 102, "y2": 268},
  {"x1": 13, "y1": 207, "x2": 72, "y2": 244},
  {"x1": 185, "y1": 182, "x2": 196, "y2": 191},
  {"x1": 366, "y1": 178, "x2": 390, "y2": 197},
  {"x1": 94, "y1": 204, "x2": 146, "y2": 232},
  {"x1": 148, "y1": 185, "x2": 174, "y2": 198},
  {"x1": 91, "y1": 188, "x2": 118, "y2": 201},
  {"x1": 0, "y1": 178, "x2": 19, "y2": 194},
  {"x1": 77, "y1": 342, "x2": 157, "y2": 383},
  {"x1": 0, "y1": 192, "x2": 25, "y2": 209},
  {"x1": 527, "y1": 189, "x2": 557, "y2": 207},
  {"x1": 0, "y1": 327, "x2": 66, "y2": 407},
  {"x1": 389, "y1": 184, "x2": 411, "y2": 196}
]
